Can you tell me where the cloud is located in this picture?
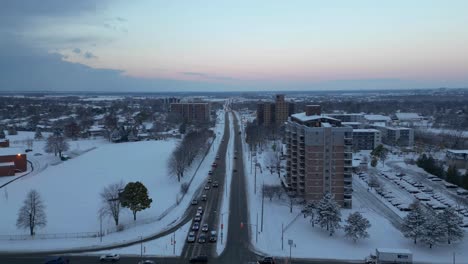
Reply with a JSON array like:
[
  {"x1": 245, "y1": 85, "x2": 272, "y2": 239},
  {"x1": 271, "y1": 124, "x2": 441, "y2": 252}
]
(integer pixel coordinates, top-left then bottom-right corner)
[
  {"x1": 83, "y1": 51, "x2": 97, "y2": 59},
  {"x1": 180, "y1": 71, "x2": 237, "y2": 81},
  {"x1": 72, "y1": 48, "x2": 81, "y2": 54}
]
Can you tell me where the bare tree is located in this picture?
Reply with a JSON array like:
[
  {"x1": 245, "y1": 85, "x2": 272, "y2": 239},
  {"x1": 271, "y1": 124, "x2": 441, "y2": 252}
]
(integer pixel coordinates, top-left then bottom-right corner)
[
  {"x1": 168, "y1": 145, "x2": 188, "y2": 182},
  {"x1": 262, "y1": 185, "x2": 276, "y2": 201},
  {"x1": 44, "y1": 134, "x2": 69, "y2": 158},
  {"x1": 100, "y1": 181, "x2": 125, "y2": 226},
  {"x1": 16, "y1": 189, "x2": 47, "y2": 236}
]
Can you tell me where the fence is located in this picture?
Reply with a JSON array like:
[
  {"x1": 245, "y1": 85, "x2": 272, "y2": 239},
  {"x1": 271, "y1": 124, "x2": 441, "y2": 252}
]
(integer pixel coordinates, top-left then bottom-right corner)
[{"x1": 0, "y1": 232, "x2": 99, "y2": 241}]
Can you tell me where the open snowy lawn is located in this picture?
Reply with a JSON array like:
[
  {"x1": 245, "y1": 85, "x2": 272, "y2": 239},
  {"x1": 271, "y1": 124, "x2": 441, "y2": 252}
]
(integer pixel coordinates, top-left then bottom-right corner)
[
  {"x1": 0, "y1": 110, "x2": 226, "y2": 252},
  {"x1": 238, "y1": 113, "x2": 468, "y2": 263},
  {"x1": 0, "y1": 139, "x2": 179, "y2": 235}
]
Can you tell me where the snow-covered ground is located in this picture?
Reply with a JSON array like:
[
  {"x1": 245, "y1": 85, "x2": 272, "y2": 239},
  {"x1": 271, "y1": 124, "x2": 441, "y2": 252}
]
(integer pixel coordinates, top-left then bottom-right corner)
[
  {"x1": 215, "y1": 112, "x2": 234, "y2": 255},
  {"x1": 0, "y1": 110, "x2": 226, "y2": 252},
  {"x1": 237, "y1": 112, "x2": 468, "y2": 264}
]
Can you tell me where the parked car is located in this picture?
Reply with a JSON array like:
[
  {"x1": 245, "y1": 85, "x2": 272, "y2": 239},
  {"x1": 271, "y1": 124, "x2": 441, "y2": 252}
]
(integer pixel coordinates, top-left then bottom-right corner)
[
  {"x1": 99, "y1": 254, "x2": 120, "y2": 262},
  {"x1": 137, "y1": 260, "x2": 156, "y2": 264},
  {"x1": 209, "y1": 231, "x2": 217, "y2": 242},
  {"x1": 201, "y1": 223, "x2": 209, "y2": 232},
  {"x1": 191, "y1": 199, "x2": 198, "y2": 205},
  {"x1": 201, "y1": 194, "x2": 207, "y2": 201},
  {"x1": 44, "y1": 256, "x2": 69, "y2": 264},
  {"x1": 25, "y1": 148, "x2": 33, "y2": 152},
  {"x1": 192, "y1": 222, "x2": 200, "y2": 231},
  {"x1": 189, "y1": 255, "x2": 208, "y2": 263},
  {"x1": 187, "y1": 231, "x2": 196, "y2": 243},
  {"x1": 34, "y1": 153, "x2": 43, "y2": 156}
]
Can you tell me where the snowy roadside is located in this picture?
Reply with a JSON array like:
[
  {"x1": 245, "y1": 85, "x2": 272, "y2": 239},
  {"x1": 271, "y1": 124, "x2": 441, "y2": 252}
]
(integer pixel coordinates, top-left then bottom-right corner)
[
  {"x1": 0, "y1": 110, "x2": 227, "y2": 253},
  {"x1": 215, "y1": 111, "x2": 234, "y2": 255}
]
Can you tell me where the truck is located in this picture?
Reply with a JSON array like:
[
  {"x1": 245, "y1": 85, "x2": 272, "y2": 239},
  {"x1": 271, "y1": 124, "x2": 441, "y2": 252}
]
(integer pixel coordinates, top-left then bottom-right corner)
[{"x1": 365, "y1": 248, "x2": 412, "y2": 264}]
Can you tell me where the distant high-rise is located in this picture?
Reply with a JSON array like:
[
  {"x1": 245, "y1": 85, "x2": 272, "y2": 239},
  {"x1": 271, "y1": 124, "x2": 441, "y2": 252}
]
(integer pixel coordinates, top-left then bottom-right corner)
[
  {"x1": 286, "y1": 105, "x2": 353, "y2": 208},
  {"x1": 170, "y1": 102, "x2": 210, "y2": 123},
  {"x1": 256, "y1": 94, "x2": 294, "y2": 127}
]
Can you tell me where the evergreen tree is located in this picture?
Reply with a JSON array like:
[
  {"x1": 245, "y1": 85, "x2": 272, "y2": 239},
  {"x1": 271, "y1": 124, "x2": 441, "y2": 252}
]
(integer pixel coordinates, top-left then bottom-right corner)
[
  {"x1": 303, "y1": 202, "x2": 317, "y2": 227},
  {"x1": 0, "y1": 129, "x2": 5, "y2": 139},
  {"x1": 438, "y1": 207, "x2": 464, "y2": 244},
  {"x1": 402, "y1": 201, "x2": 426, "y2": 244},
  {"x1": 371, "y1": 157, "x2": 378, "y2": 167},
  {"x1": 121, "y1": 181, "x2": 153, "y2": 221},
  {"x1": 445, "y1": 165, "x2": 460, "y2": 185},
  {"x1": 420, "y1": 209, "x2": 445, "y2": 248},
  {"x1": 34, "y1": 127, "x2": 43, "y2": 140},
  {"x1": 344, "y1": 212, "x2": 371, "y2": 242},
  {"x1": 317, "y1": 192, "x2": 342, "y2": 236}
]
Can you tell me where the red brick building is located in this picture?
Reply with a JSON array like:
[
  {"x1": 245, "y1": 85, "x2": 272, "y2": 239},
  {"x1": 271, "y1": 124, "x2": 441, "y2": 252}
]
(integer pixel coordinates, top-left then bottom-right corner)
[{"x1": 0, "y1": 148, "x2": 27, "y2": 177}]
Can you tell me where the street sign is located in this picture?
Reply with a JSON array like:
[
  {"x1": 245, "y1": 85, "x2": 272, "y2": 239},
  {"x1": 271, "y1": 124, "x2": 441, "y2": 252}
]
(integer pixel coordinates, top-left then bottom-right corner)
[{"x1": 288, "y1": 239, "x2": 293, "y2": 246}]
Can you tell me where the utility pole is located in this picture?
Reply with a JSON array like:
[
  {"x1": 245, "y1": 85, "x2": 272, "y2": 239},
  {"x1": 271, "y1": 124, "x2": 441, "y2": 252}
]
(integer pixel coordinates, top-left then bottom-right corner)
[
  {"x1": 281, "y1": 222, "x2": 284, "y2": 250},
  {"x1": 261, "y1": 182, "x2": 264, "y2": 232},
  {"x1": 254, "y1": 162, "x2": 257, "y2": 194},
  {"x1": 140, "y1": 236, "x2": 143, "y2": 258},
  {"x1": 99, "y1": 214, "x2": 103, "y2": 243},
  {"x1": 173, "y1": 231, "x2": 176, "y2": 255},
  {"x1": 256, "y1": 212, "x2": 259, "y2": 243}
]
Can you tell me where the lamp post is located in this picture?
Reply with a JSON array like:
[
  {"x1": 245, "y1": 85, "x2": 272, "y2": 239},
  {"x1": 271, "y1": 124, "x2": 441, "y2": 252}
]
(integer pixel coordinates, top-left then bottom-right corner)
[{"x1": 221, "y1": 211, "x2": 229, "y2": 245}]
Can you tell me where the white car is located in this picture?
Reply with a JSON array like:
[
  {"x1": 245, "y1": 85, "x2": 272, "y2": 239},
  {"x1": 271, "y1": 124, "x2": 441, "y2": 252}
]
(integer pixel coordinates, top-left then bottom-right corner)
[{"x1": 99, "y1": 253, "x2": 120, "y2": 262}]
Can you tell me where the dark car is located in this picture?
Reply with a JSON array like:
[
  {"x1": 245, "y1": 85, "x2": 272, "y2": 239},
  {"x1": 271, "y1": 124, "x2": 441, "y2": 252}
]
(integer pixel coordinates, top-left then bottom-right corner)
[
  {"x1": 198, "y1": 233, "x2": 206, "y2": 243},
  {"x1": 201, "y1": 194, "x2": 207, "y2": 201},
  {"x1": 44, "y1": 257, "x2": 69, "y2": 264},
  {"x1": 258, "y1": 257, "x2": 275, "y2": 264},
  {"x1": 212, "y1": 181, "x2": 219, "y2": 188},
  {"x1": 189, "y1": 255, "x2": 208, "y2": 263}
]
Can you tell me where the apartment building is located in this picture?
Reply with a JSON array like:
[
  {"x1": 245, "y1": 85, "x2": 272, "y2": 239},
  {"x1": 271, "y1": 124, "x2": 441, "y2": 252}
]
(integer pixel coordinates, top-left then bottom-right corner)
[
  {"x1": 257, "y1": 94, "x2": 294, "y2": 127},
  {"x1": 286, "y1": 105, "x2": 353, "y2": 208},
  {"x1": 373, "y1": 125, "x2": 414, "y2": 147},
  {"x1": 352, "y1": 129, "x2": 381, "y2": 151},
  {"x1": 170, "y1": 103, "x2": 211, "y2": 123}
]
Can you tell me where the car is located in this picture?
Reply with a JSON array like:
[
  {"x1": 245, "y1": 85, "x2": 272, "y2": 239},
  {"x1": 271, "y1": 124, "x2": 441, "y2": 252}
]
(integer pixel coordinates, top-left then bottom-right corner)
[
  {"x1": 204, "y1": 185, "x2": 210, "y2": 190},
  {"x1": 209, "y1": 230, "x2": 217, "y2": 242},
  {"x1": 187, "y1": 231, "x2": 196, "y2": 243},
  {"x1": 197, "y1": 206, "x2": 203, "y2": 214},
  {"x1": 137, "y1": 260, "x2": 156, "y2": 264},
  {"x1": 233, "y1": 169, "x2": 237, "y2": 173},
  {"x1": 201, "y1": 194, "x2": 207, "y2": 201},
  {"x1": 212, "y1": 162, "x2": 217, "y2": 167},
  {"x1": 25, "y1": 148, "x2": 33, "y2": 152},
  {"x1": 194, "y1": 213, "x2": 202, "y2": 222},
  {"x1": 207, "y1": 178, "x2": 212, "y2": 183},
  {"x1": 212, "y1": 181, "x2": 219, "y2": 188},
  {"x1": 234, "y1": 156, "x2": 237, "y2": 159},
  {"x1": 258, "y1": 257, "x2": 276, "y2": 264},
  {"x1": 208, "y1": 170, "x2": 213, "y2": 175},
  {"x1": 216, "y1": 155, "x2": 220, "y2": 160},
  {"x1": 189, "y1": 255, "x2": 208, "y2": 263},
  {"x1": 192, "y1": 222, "x2": 200, "y2": 231},
  {"x1": 191, "y1": 199, "x2": 198, "y2": 205},
  {"x1": 198, "y1": 234, "x2": 207, "y2": 243},
  {"x1": 34, "y1": 153, "x2": 43, "y2": 156},
  {"x1": 99, "y1": 254, "x2": 120, "y2": 262},
  {"x1": 44, "y1": 256, "x2": 69, "y2": 264},
  {"x1": 201, "y1": 223, "x2": 209, "y2": 232}
]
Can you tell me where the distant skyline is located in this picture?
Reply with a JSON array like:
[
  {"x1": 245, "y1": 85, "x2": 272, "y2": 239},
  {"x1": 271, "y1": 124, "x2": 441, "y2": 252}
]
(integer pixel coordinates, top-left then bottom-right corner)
[{"x1": 1, "y1": 0, "x2": 468, "y2": 92}]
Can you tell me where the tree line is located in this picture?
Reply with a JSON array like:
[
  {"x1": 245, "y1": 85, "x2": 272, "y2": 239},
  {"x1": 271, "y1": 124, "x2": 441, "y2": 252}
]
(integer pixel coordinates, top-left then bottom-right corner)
[{"x1": 417, "y1": 154, "x2": 468, "y2": 189}]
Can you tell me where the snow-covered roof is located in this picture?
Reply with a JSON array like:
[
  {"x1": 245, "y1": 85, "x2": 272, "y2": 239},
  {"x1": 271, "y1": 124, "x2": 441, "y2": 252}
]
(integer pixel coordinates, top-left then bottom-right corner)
[
  {"x1": 364, "y1": 114, "x2": 391, "y2": 121},
  {"x1": 291, "y1": 113, "x2": 339, "y2": 122},
  {"x1": 395, "y1": 112, "x2": 422, "y2": 120},
  {"x1": 447, "y1": 149, "x2": 468, "y2": 154},
  {"x1": 376, "y1": 248, "x2": 412, "y2": 254},
  {"x1": 342, "y1": 122, "x2": 362, "y2": 125},
  {"x1": 0, "y1": 161, "x2": 15, "y2": 167},
  {"x1": 353, "y1": 129, "x2": 379, "y2": 133},
  {"x1": 0, "y1": 147, "x2": 25, "y2": 156}
]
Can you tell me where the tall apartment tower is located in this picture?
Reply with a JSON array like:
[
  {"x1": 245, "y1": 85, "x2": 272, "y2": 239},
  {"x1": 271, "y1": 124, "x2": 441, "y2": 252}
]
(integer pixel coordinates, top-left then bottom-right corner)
[
  {"x1": 286, "y1": 105, "x2": 353, "y2": 208},
  {"x1": 169, "y1": 103, "x2": 211, "y2": 123},
  {"x1": 257, "y1": 94, "x2": 294, "y2": 126}
]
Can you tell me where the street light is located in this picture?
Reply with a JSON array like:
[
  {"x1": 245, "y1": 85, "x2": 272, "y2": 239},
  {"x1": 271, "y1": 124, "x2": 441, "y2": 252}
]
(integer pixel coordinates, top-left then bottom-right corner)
[{"x1": 220, "y1": 211, "x2": 229, "y2": 245}]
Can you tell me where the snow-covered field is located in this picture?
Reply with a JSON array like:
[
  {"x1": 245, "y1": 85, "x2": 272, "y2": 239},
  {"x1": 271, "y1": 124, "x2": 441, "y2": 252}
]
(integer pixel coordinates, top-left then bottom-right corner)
[
  {"x1": 237, "y1": 112, "x2": 468, "y2": 264},
  {"x1": 0, "y1": 110, "x2": 226, "y2": 252}
]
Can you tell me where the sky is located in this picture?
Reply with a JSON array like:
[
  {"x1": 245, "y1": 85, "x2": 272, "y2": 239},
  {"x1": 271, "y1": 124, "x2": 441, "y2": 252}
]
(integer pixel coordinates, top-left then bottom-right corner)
[{"x1": 1, "y1": 0, "x2": 468, "y2": 92}]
